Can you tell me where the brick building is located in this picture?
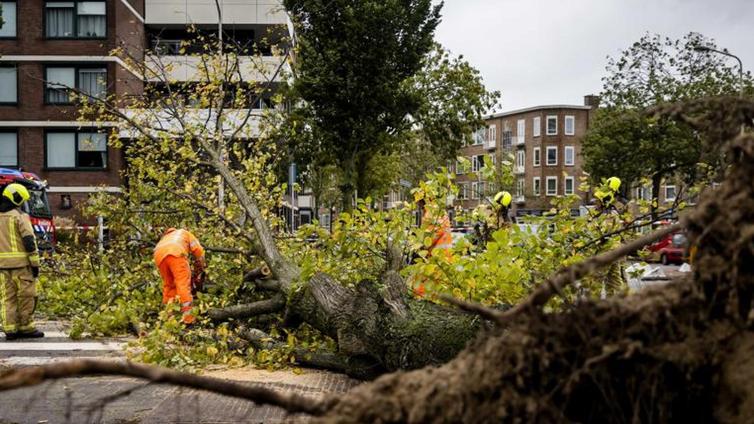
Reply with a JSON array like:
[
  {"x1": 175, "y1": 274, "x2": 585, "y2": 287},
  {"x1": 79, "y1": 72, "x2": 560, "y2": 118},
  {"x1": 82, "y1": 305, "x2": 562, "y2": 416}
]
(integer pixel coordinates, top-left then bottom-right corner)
[
  {"x1": 455, "y1": 95, "x2": 600, "y2": 217},
  {"x1": 0, "y1": 0, "x2": 286, "y2": 222}
]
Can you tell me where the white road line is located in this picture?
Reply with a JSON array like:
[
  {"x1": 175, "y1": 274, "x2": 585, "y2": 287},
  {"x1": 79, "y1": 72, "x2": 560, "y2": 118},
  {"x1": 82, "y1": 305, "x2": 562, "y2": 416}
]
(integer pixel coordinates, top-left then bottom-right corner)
[
  {"x1": 0, "y1": 342, "x2": 125, "y2": 351},
  {"x1": 0, "y1": 356, "x2": 127, "y2": 366}
]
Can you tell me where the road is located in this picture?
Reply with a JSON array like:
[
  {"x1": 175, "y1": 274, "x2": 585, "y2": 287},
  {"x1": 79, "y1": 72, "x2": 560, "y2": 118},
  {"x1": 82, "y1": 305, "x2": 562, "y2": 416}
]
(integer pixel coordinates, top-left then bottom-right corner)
[{"x1": 0, "y1": 321, "x2": 358, "y2": 424}]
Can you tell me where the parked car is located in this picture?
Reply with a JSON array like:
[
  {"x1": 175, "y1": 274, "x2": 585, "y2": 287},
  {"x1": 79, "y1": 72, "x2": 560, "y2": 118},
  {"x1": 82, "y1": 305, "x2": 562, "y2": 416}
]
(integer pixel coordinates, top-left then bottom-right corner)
[{"x1": 646, "y1": 232, "x2": 688, "y2": 265}]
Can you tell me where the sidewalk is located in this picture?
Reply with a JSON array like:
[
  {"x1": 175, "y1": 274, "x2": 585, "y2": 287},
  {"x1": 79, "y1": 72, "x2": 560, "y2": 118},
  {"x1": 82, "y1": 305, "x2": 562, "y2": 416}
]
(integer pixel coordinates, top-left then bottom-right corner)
[{"x1": 0, "y1": 321, "x2": 359, "y2": 423}]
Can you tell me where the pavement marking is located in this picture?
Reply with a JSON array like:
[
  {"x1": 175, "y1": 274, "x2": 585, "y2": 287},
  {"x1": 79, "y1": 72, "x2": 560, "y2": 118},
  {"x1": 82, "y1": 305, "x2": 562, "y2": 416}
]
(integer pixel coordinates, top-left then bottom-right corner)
[
  {"x1": 0, "y1": 356, "x2": 127, "y2": 367},
  {"x1": 0, "y1": 341, "x2": 125, "y2": 351}
]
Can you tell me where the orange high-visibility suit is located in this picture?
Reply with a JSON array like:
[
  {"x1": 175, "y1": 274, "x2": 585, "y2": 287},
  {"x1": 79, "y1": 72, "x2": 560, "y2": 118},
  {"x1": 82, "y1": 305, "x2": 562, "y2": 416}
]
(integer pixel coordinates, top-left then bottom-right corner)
[
  {"x1": 154, "y1": 228, "x2": 205, "y2": 324},
  {"x1": 415, "y1": 210, "x2": 453, "y2": 297}
]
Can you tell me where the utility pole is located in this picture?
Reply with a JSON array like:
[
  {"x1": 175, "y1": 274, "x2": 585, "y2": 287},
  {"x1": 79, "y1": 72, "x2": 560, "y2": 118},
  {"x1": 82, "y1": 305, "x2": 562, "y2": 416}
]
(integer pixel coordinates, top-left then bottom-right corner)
[{"x1": 213, "y1": 0, "x2": 227, "y2": 211}]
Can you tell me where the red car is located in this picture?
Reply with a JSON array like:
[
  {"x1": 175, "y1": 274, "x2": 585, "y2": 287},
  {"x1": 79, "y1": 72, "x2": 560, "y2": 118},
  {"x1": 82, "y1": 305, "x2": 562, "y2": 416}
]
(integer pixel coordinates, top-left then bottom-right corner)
[{"x1": 646, "y1": 232, "x2": 687, "y2": 265}]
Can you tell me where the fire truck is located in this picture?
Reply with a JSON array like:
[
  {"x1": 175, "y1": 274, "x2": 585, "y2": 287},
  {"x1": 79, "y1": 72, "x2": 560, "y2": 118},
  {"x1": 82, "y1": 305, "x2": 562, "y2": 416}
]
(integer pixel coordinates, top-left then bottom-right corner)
[{"x1": 0, "y1": 168, "x2": 56, "y2": 251}]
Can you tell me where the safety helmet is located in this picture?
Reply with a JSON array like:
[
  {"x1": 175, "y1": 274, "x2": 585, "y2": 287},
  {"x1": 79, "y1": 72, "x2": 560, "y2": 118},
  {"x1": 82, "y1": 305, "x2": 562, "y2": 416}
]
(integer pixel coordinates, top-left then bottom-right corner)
[
  {"x1": 494, "y1": 191, "x2": 512, "y2": 208},
  {"x1": 2, "y1": 183, "x2": 30, "y2": 206},
  {"x1": 606, "y1": 177, "x2": 621, "y2": 192}
]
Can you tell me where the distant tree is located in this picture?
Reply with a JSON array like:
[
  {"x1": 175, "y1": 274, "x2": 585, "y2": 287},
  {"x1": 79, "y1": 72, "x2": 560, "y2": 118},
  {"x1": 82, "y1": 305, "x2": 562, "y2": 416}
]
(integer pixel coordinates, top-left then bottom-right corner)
[
  {"x1": 582, "y1": 32, "x2": 753, "y2": 218},
  {"x1": 283, "y1": 0, "x2": 498, "y2": 209}
]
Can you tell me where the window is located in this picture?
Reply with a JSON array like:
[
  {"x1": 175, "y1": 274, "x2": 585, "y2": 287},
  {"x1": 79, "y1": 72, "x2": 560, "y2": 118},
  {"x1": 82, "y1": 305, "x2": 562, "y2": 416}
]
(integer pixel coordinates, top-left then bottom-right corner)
[
  {"x1": 516, "y1": 178, "x2": 524, "y2": 197},
  {"x1": 533, "y1": 177, "x2": 541, "y2": 196},
  {"x1": 455, "y1": 160, "x2": 469, "y2": 175},
  {"x1": 502, "y1": 130, "x2": 512, "y2": 149},
  {"x1": 470, "y1": 182, "x2": 479, "y2": 200},
  {"x1": 565, "y1": 115, "x2": 575, "y2": 135},
  {"x1": 564, "y1": 176, "x2": 574, "y2": 195},
  {"x1": 546, "y1": 115, "x2": 558, "y2": 135},
  {"x1": 0, "y1": 1, "x2": 17, "y2": 38},
  {"x1": 516, "y1": 150, "x2": 525, "y2": 168},
  {"x1": 665, "y1": 185, "x2": 677, "y2": 202},
  {"x1": 471, "y1": 155, "x2": 484, "y2": 172},
  {"x1": 546, "y1": 176, "x2": 558, "y2": 196},
  {"x1": 636, "y1": 186, "x2": 652, "y2": 201},
  {"x1": 488, "y1": 125, "x2": 496, "y2": 143},
  {"x1": 517, "y1": 119, "x2": 525, "y2": 137},
  {"x1": 46, "y1": 131, "x2": 108, "y2": 169},
  {"x1": 533, "y1": 116, "x2": 541, "y2": 137},
  {"x1": 46, "y1": 1, "x2": 106, "y2": 38},
  {"x1": 472, "y1": 128, "x2": 485, "y2": 145},
  {"x1": 458, "y1": 183, "x2": 468, "y2": 200},
  {"x1": 546, "y1": 146, "x2": 558, "y2": 166},
  {"x1": 0, "y1": 132, "x2": 18, "y2": 166},
  {"x1": 46, "y1": 66, "x2": 107, "y2": 104},
  {"x1": 533, "y1": 147, "x2": 541, "y2": 167},
  {"x1": 564, "y1": 146, "x2": 575, "y2": 166},
  {"x1": 0, "y1": 66, "x2": 17, "y2": 104}
]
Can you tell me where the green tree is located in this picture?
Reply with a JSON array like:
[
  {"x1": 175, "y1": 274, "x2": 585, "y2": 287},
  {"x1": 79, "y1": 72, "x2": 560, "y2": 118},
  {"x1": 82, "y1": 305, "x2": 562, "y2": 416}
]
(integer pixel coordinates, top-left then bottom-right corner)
[
  {"x1": 284, "y1": 0, "x2": 498, "y2": 209},
  {"x1": 583, "y1": 32, "x2": 752, "y2": 217}
]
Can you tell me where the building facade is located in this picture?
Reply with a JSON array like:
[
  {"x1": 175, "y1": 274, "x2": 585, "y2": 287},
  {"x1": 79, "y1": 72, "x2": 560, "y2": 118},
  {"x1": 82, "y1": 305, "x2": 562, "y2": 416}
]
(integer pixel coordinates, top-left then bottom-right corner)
[
  {"x1": 0, "y1": 0, "x2": 286, "y2": 222},
  {"x1": 455, "y1": 96, "x2": 599, "y2": 217}
]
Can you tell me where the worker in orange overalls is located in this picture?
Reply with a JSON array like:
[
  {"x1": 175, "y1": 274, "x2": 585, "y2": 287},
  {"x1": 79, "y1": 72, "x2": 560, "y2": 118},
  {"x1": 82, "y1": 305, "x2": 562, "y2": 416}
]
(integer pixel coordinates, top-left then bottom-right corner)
[
  {"x1": 414, "y1": 198, "x2": 453, "y2": 297},
  {"x1": 153, "y1": 228, "x2": 206, "y2": 325}
]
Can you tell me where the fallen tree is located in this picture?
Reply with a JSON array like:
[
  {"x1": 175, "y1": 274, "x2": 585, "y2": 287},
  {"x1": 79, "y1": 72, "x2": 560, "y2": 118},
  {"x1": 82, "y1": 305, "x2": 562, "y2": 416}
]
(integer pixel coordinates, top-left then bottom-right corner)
[{"x1": 9, "y1": 97, "x2": 753, "y2": 422}]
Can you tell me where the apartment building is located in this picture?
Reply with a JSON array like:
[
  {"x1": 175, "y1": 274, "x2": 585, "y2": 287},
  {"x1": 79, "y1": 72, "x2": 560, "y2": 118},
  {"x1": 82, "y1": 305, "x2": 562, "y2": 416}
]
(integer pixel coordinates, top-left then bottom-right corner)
[
  {"x1": 0, "y1": 0, "x2": 287, "y2": 221},
  {"x1": 455, "y1": 95, "x2": 599, "y2": 217}
]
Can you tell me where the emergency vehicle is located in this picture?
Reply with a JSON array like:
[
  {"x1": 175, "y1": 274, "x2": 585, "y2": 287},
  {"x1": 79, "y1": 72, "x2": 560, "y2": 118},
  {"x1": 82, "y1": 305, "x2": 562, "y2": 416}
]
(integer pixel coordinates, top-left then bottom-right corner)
[{"x1": 0, "y1": 168, "x2": 55, "y2": 251}]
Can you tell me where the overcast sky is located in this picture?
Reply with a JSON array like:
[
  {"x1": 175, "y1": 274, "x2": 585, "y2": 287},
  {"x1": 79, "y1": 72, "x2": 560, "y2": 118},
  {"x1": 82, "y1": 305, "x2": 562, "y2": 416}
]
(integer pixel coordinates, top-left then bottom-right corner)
[{"x1": 433, "y1": 0, "x2": 754, "y2": 111}]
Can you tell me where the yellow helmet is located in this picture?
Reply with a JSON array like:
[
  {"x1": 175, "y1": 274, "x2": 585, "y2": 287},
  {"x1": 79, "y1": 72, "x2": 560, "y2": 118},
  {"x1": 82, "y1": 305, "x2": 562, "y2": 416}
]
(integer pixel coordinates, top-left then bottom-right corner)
[
  {"x1": 606, "y1": 177, "x2": 621, "y2": 192},
  {"x1": 494, "y1": 191, "x2": 512, "y2": 208},
  {"x1": 3, "y1": 183, "x2": 30, "y2": 206}
]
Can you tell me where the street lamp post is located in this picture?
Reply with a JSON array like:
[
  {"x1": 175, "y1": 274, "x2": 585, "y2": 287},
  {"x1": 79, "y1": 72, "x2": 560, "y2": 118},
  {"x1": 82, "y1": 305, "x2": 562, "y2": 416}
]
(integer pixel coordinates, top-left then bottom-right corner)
[{"x1": 694, "y1": 45, "x2": 745, "y2": 133}]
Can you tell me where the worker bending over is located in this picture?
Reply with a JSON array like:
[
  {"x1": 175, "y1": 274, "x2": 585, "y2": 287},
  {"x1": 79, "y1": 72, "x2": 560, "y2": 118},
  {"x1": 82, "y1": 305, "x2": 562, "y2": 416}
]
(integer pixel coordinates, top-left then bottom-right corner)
[{"x1": 154, "y1": 228, "x2": 206, "y2": 325}]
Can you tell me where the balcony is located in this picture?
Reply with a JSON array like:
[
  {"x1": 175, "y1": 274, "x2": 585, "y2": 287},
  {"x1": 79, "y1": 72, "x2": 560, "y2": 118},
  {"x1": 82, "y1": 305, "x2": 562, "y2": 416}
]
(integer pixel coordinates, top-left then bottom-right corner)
[
  {"x1": 485, "y1": 138, "x2": 496, "y2": 150},
  {"x1": 145, "y1": 1, "x2": 287, "y2": 25},
  {"x1": 514, "y1": 135, "x2": 525, "y2": 146},
  {"x1": 144, "y1": 54, "x2": 287, "y2": 83},
  {"x1": 515, "y1": 195, "x2": 525, "y2": 204},
  {"x1": 514, "y1": 166, "x2": 525, "y2": 175}
]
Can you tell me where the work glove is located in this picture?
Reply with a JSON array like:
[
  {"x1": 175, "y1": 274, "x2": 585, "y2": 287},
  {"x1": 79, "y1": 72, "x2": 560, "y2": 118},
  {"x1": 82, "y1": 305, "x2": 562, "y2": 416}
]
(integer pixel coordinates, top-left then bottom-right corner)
[{"x1": 31, "y1": 267, "x2": 39, "y2": 278}]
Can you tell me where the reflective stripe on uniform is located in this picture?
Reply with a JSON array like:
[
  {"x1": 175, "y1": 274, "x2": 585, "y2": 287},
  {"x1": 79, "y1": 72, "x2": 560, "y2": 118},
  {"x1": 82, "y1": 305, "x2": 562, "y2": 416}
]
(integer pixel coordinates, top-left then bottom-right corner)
[
  {"x1": 0, "y1": 252, "x2": 27, "y2": 258},
  {"x1": 8, "y1": 218, "x2": 18, "y2": 252}
]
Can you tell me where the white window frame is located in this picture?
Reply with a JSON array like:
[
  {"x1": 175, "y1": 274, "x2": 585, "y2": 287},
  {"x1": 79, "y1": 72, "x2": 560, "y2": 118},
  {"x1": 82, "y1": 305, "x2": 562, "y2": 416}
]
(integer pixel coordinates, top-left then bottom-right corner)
[
  {"x1": 565, "y1": 115, "x2": 575, "y2": 136},
  {"x1": 516, "y1": 178, "x2": 525, "y2": 197},
  {"x1": 533, "y1": 147, "x2": 541, "y2": 167},
  {"x1": 533, "y1": 116, "x2": 541, "y2": 137},
  {"x1": 665, "y1": 185, "x2": 677, "y2": 202},
  {"x1": 516, "y1": 150, "x2": 525, "y2": 168},
  {"x1": 564, "y1": 176, "x2": 575, "y2": 195},
  {"x1": 488, "y1": 125, "x2": 497, "y2": 143},
  {"x1": 564, "y1": 146, "x2": 575, "y2": 166},
  {"x1": 462, "y1": 183, "x2": 469, "y2": 200},
  {"x1": 546, "y1": 176, "x2": 558, "y2": 196},
  {"x1": 517, "y1": 119, "x2": 525, "y2": 137},
  {"x1": 546, "y1": 115, "x2": 558, "y2": 135},
  {"x1": 546, "y1": 146, "x2": 558, "y2": 166},
  {"x1": 533, "y1": 177, "x2": 541, "y2": 196},
  {"x1": 473, "y1": 128, "x2": 485, "y2": 145},
  {"x1": 470, "y1": 182, "x2": 479, "y2": 200},
  {"x1": 471, "y1": 155, "x2": 484, "y2": 172}
]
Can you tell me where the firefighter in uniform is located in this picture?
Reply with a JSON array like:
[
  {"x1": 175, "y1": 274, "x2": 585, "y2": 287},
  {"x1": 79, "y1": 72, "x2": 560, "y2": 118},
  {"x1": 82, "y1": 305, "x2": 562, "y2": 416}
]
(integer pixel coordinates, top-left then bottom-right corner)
[
  {"x1": 153, "y1": 228, "x2": 206, "y2": 325},
  {"x1": 593, "y1": 177, "x2": 626, "y2": 296},
  {"x1": 493, "y1": 191, "x2": 513, "y2": 229},
  {"x1": 0, "y1": 183, "x2": 44, "y2": 340}
]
